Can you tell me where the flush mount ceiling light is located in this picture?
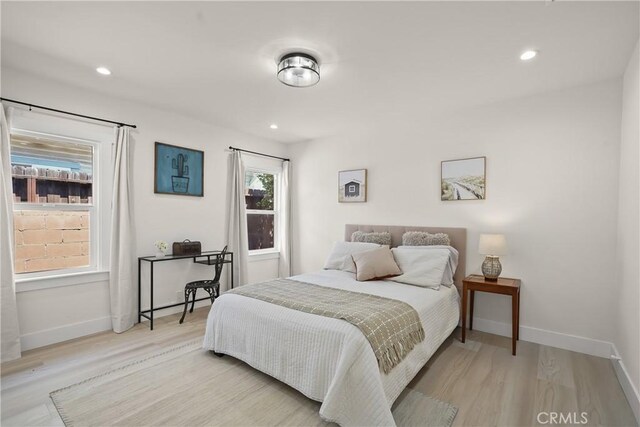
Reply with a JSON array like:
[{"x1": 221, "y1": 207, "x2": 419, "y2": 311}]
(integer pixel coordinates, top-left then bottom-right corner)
[
  {"x1": 277, "y1": 53, "x2": 320, "y2": 88},
  {"x1": 520, "y1": 50, "x2": 538, "y2": 61},
  {"x1": 96, "y1": 66, "x2": 111, "y2": 75},
  {"x1": 270, "y1": 124, "x2": 278, "y2": 129}
]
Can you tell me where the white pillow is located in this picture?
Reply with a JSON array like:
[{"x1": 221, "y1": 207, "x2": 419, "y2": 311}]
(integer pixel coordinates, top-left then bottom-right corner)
[
  {"x1": 323, "y1": 241, "x2": 382, "y2": 273},
  {"x1": 385, "y1": 246, "x2": 456, "y2": 289},
  {"x1": 393, "y1": 245, "x2": 459, "y2": 286}
]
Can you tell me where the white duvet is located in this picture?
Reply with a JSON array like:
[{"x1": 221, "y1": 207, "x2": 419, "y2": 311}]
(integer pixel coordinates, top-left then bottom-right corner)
[{"x1": 203, "y1": 270, "x2": 460, "y2": 426}]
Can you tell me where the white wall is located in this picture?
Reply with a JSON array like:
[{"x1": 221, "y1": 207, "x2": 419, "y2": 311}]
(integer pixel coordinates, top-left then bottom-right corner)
[
  {"x1": 2, "y1": 68, "x2": 288, "y2": 350},
  {"x1": 290, "y1": 79, "x2": 623, "y2": 349},
  {"x1": 615, "y1": 40, "x2": 640, "y2": 398},
  {"x1": 2, "y1": 63, "x2": 633, "y2": 366}
]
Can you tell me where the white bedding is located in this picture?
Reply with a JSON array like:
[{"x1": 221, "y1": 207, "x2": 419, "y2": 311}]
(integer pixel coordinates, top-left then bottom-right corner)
[{"x1": 202, "y1": 270, "x2": 460, "y2": 426}]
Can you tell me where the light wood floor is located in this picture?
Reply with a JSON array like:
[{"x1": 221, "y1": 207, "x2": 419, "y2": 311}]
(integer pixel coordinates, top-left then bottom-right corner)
[{"x1": 1, "y1": 307, "x2": 636, "y2": 427}]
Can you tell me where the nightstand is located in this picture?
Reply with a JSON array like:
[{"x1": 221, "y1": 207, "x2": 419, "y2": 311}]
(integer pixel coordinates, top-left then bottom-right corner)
[{"x1": 461, "y1": 274, "x2": 521, "y2": 355}]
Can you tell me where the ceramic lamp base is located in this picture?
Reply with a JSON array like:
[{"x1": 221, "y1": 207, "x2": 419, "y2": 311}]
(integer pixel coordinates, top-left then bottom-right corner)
[{"x1": 482, "y1": 256, "x2": 502, "y2": 280}]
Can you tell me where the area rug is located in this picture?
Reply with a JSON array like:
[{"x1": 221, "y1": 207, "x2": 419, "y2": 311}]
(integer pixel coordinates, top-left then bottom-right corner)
[{"x1": 50, "y1": 339, "x2": 458, "y2": 426}]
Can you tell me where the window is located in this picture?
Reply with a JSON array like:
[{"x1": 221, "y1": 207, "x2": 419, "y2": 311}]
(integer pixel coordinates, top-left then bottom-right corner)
[
  {"x1": 9, "y1": 113, "x2": 112, "y2": 281},
  {"x1": 245, "y1": 169, "x2": 278, "y2": 253},
  {"x1": 348, "y1": 185, "x2": 356, "y2": 193}
]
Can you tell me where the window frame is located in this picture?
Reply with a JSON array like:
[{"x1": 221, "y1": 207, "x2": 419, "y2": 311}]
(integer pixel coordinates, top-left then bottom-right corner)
[
  {"x1": 9, "y1": 123, "x2": 113, "y2": 286},
  {"x1": 245, "y1": 166, "x2": 280, "y2": 257}
]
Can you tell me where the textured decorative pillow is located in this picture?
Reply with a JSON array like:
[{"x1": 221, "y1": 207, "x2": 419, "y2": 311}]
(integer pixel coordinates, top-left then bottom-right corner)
[
  {"x1": 351, "y1": 231, "x2": 392, "y2": 246},
  {"x1": 323, "y1": 241, "x2": 382, "y2": 273},
  {"x1": 351, "y1": 247, "x2": 402, "y2": 282},
  {"x1": 402, "y1": 231, "x2": 451, "y2": 246}
]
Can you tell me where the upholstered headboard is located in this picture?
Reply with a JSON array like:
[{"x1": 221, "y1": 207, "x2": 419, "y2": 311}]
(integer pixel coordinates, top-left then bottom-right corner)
[{"x1": 345, "y1": 224, "x2": 467, "y2": 291}]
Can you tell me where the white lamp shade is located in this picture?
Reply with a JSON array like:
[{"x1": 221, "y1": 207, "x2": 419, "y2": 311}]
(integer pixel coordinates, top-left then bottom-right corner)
[{"x1": 478, "y1": 234, "x2": 507, "y2": 256}]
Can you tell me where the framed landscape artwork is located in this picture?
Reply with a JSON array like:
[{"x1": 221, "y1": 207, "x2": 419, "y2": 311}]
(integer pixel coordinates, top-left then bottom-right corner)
[
  {"x1": 441, "y1": 157, "x2": 486, "y2": 201},
  {"x1": 154, "y1": 142, "x2": 204, "y2": 197},
  {"x1": 338, "y1": 169, "x2": 367, "y2": 203}
]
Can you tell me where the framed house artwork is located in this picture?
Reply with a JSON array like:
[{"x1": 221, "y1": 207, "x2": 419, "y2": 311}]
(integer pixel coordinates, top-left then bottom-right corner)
[
  {"x1": 154, "y1": 142, "x2": 204, "y2": 197},
  {"x1": 441, "y1": 156, "x2": 486, "y2": 201},
  {"x1": 338, "y1": 169, "x2": 367, "y2": 203}
]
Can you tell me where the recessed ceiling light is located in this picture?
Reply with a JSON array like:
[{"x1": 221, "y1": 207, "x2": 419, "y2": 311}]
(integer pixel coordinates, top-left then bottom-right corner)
[
  {"x1": 96, "y1": 66, "x2": 111, "y2": 75},
  {"x1": 270, "y1": 124, "x2": 278, "y2": 129},
  {"x1": 520, "y1": 50, "x2": 538, "y2": 61}
]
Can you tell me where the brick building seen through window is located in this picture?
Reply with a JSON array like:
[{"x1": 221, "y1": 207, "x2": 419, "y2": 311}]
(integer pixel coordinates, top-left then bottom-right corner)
[
  {"x1": 10, "y1": 132, "x2": 94, "y2": 275},
  {"x1": 14, "y1": 211, "x2": 89, "y2": 273}
]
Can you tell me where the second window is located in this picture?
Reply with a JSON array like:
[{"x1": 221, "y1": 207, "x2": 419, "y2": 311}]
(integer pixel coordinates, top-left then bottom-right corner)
[{"x1": 245, "y1": 169, "x2": 278, "y2": 252}]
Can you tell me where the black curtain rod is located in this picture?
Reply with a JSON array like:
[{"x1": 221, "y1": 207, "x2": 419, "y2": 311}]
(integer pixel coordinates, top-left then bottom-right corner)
[
  {"x1": 0, "y1": 97, "x2": 137, "y2": 129},
  {"x1": 229, "y1": 146, "x2": 290, "y2": 162}
]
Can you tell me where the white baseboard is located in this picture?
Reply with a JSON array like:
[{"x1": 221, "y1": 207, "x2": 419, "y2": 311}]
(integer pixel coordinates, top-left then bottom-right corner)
[
  {"x1": 20, "y1": 316, "x2": 112, "y2": 352},
  {"x1": 471, "y1": 317, "x2": 613, "y2": 358},
  {"x1": 19, "y1": 300, "x2": 212, "y2": 352},
  {"x1": 611, "y1": 344, "x2": 640, "y2": 425}
]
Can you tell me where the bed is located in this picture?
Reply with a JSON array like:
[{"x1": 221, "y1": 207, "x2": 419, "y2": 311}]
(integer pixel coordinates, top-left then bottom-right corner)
[{"x1": 203, "y1": 224, "x2": 466, "y2": 426}]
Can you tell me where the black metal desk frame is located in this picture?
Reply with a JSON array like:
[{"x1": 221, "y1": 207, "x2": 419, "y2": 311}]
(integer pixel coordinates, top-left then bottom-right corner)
[{"x1": 137, "y1": 251, "x2": 234, "y2": 330}]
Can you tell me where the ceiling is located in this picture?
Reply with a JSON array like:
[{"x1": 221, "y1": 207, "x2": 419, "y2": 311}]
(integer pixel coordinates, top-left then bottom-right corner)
[{"x1": 1, "y1": 1, "x2": 638, "y2": 143}]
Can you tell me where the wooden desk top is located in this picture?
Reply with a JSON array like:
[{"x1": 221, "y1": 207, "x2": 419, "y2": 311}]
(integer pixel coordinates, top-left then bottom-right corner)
[{"x1": 463, "y1": 274, "x2": 521, "y2": 289}]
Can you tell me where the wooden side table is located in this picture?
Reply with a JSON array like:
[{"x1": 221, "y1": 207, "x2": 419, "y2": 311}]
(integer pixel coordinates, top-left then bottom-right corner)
[{"x1": 461, "y1": 275, "x2": 521, "y2": 355}]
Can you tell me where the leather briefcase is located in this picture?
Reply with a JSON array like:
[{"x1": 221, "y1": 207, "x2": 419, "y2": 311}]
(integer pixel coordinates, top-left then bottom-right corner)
[{"x1": 172, "y1": 239, "x2": 201, "y2": 256}]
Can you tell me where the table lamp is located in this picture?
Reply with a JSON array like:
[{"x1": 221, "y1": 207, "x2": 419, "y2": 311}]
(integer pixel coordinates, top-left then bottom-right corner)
[{"x1": 478, "y1": 234, "x2": 507, "y2": 281}]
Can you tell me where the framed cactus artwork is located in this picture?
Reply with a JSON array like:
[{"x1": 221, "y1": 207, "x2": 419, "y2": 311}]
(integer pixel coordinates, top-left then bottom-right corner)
[{"x1": 154, "y1": 142, "x2": 204, "y2": 197}]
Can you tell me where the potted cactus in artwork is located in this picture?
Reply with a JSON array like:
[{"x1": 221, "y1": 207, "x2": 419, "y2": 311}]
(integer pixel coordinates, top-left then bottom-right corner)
[
  {"x1": 171, "y1": 153, "x2": 190, "y2": 193},
  {"x1": 154, "y1": 142, "x2": 203, "y2": 197}
]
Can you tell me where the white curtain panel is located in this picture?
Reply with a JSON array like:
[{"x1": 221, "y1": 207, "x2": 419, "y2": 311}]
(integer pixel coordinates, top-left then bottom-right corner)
[
  {"x1": 278, "y1": 160, "x2": 292, "y2": 277},
  {"x1": 225, "y1": 151, "x2": 249, "y2": 289},
  {"x1": 0, "y1": 105, "x2": 21, "y2": 361},
  {"x1": 109, "y1": 127, "x2": 136, "y2": 333}
]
